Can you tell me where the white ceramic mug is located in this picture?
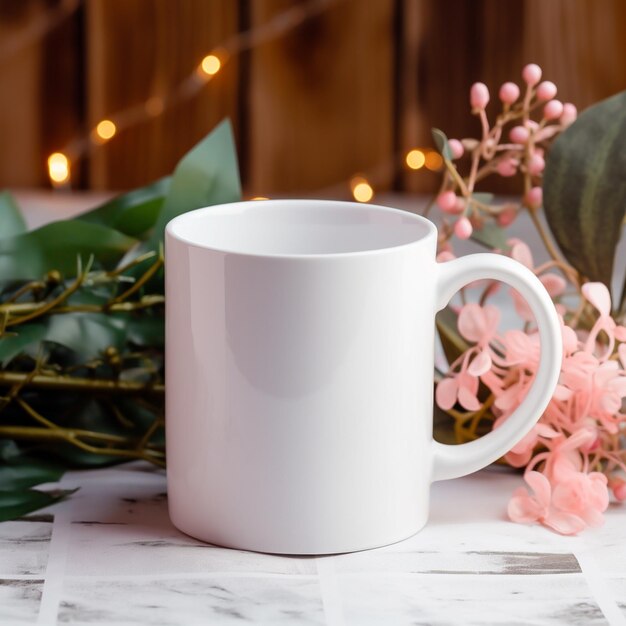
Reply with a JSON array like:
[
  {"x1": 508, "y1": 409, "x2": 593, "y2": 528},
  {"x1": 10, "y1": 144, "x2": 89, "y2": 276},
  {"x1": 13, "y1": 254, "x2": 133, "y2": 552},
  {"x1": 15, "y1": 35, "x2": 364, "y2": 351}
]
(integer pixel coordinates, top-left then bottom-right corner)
[{"x1": 165, "y1": 199, "x2": 562, "y2": 555}]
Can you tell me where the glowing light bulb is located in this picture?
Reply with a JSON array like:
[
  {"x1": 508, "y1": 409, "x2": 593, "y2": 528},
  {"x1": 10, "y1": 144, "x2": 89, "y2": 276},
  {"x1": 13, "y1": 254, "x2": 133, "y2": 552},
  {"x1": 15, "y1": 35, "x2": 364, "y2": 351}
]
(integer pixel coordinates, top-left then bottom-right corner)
[
  {"x1": 424, "y1": 151, "x2": 443, "y2": 171},
  {"x1": 199, "y1": 54, "x2": 221, "y2": 77},
  {"x1": 406, "y1": 149, "x2": 426, "y2": 170},
  {"x1": 95, "y1": 119, "x2": 117, "y2": 141},
  {"x1": 351, "y1": 176, "x2": 374, "y2": 203},
  {"x1": 48, "y1": 152, "x2": 70, "y2": 186}
]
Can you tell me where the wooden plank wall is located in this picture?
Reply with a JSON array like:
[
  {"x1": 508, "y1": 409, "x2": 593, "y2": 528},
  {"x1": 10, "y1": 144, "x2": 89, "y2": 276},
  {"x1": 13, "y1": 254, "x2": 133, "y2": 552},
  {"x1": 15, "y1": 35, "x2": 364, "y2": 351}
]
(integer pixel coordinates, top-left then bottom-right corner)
[{"x1": 0, "y1": 0, "x2": 625, "y2": 194}]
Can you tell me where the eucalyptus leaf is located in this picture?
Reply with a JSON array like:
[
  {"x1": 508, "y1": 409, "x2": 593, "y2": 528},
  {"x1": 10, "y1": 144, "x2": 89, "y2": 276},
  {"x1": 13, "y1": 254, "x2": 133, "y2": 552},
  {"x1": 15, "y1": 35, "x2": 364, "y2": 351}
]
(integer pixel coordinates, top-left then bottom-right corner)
[
  {"x1": 543, "y1": 90, "x2": 626, "y2": 303},
  {"x1": 0, "y1": 324, "x2": 47, "y2": 365},
  {"x1": 0, "y1": 191, "x2": 27, "y2": 238},
  {"x1": 146, "y1": 119, "x2": 241, "y2": 251},
  {"x1": 431, "y1": 128, "x2": 453, "y2": 160},
  {"x1": 0, "y1": 220, "x2": 137, "y2": 281},
  {"x1": 471, "y1": 221, "x2": 509, "y2": 252},
  {"x1": 0, "y1": 488, "x2": 75, "y2": 522},
  {"x1": 77, "y1": 177, "x2": 170, "y2": 239}
]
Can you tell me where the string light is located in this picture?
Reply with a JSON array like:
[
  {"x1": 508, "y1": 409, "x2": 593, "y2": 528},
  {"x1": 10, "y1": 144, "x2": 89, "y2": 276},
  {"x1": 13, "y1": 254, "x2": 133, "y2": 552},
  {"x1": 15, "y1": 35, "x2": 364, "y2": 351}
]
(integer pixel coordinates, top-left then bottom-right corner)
[
  {"x1": 47, "y1": 152, "x2": 70, "y2": 187},
  {"x1": 251, "y1": 196, "x2": 269, "y2": 201},
  {"x1": 94, "y1": 119, "x2": 117, "y2": 142},
  {"x1": 424, "y1": 151, "x2": 443, "y2": 171},
  {"x1": 350, "y1": 176, "x2": 374, "y2": 203},
  {"x1": 405, "y1": 149, "x2": 426, "y2": 170},
  {"x1": 198, "y1": 53, "x2": 222, "y2": 78}
]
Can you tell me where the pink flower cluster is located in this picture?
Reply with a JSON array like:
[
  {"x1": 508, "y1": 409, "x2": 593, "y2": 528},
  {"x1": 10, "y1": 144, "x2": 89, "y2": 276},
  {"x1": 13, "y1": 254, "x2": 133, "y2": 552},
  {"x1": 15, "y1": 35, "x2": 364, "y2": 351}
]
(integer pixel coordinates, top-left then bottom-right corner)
[
  {"x1": 434, "y1": 63, "x2": 577, "y2": 248},
  {"x1": 436, "y1": 275, "x2": 626, "y2": 534}
]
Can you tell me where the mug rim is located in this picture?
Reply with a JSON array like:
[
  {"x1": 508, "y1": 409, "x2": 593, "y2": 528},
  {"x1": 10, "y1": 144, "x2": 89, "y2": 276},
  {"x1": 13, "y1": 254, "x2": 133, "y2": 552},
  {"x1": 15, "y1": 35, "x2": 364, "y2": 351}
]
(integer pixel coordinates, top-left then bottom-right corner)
[{"x1": 165, "y1": 198, "x2": 437, "y2": 260}]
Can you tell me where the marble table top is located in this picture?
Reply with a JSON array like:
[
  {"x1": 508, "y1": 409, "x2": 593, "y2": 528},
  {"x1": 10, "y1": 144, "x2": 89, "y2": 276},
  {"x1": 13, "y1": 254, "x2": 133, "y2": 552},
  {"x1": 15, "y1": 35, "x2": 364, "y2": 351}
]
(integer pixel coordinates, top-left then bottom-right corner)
[{"x1": 2, "y1": 463, "x2": 626, "y2": 626}]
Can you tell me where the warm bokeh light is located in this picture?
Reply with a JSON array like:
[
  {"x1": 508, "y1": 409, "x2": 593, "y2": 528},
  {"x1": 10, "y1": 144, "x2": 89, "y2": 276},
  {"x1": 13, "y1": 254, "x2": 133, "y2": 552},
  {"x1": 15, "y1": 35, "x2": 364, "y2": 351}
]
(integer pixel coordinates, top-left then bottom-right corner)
[
  {"x1": 251, "y1": 196, "x2": 269, "y2": 201},
  {"x1": 48, "y1": 152, "x2": 70, "y2": 186},
  {"x1": 405, "y1": 149, "x2": 426, "y2": 170},
  {"x1": 351, "y1": 176, "x2": 374, "y2": 203},
  {"x1": 199, "y1": 54, "x2": 221, "y2": 77},
  {"x1": 95, "y1": 119, "x2": 117, "y2": 141},
  {"x1": 424, "y1": 150, "x2": 443, "y2": 171}
]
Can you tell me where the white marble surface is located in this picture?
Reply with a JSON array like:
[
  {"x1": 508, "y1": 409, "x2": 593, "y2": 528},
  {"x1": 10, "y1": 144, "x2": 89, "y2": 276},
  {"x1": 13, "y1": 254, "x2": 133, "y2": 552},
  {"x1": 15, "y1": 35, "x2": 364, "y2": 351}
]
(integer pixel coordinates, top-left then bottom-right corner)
[{"x1": 2, "y1": 463, "x2": 626, "y2": 625}]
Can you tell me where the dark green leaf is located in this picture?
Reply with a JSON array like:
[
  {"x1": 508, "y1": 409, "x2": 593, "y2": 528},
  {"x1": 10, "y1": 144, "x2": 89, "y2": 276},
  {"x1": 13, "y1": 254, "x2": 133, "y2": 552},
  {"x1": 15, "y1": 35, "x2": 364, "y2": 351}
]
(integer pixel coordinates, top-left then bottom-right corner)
[
  {"x1": 436, "y1": 306, "x2": 469, "y2": 367},
  {"x1": 0, "y1": 488, "x2": 75, "y2": 522},
  {"x1": 0, "y1": 191, "x2": 27, "y2": 238},
  {"x1": 543, "y1": 90, "x2": 626, "y2": 304},
  {"x1": 0, "y1": 323, "x2": 47, "y2": 365},
  {"x1": 146, "y1": 119, "x2": 241, "y2": 251},
  {"x1": 126, "y1": 316, "x2": 164, "y2": 347},
  {"x1": 0, "y1": 220, "x2": 137, "y2": 281},
  {"x1": 77, "y1": 177, "x2": 170, "y2": 238},
  {"x1": 471, "y1": 221, "x2": 510, "y2": 251},
  {"x1": 0, "y1": 462, "x2": 64, "y2": 490},
  {"x1": 431, "y1": 128, "x2": 453, "y2": 160}
]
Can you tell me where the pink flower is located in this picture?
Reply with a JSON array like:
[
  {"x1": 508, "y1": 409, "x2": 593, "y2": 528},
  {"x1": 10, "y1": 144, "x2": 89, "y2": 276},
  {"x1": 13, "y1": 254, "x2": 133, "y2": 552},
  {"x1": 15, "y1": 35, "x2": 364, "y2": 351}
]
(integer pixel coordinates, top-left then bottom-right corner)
[
  {"x1": 470, "y1": 82, "x2": 490, "y2": 110},
  {"x1": 536, "y1": 81, "x2": 557, "y2": 101},
  {"x1": 509, "y1": 469, "x2": 608, "y2": 535},
  {"x1": 499, "y1": 82, "x2": 520, "y2": 104},
  {"x1": 560, "y1": 103, "x2": 577, "y2": 126},
  {"x1": 508, "y1": 471, "x2": 587, "y2": 535},
  {"x1": 543, "y1": 100, "x2": 564, "y2": 120},
  {"x1": 509, "y1": 125, "x2": 529, "y2": 144},
  {"x1": 522, "y1": 63, "x2": 542, "y2": 86},
  {"x1": 525, "y1": 186, "x2": 542, "y2": 209},
  {"x1": 448, "y1": 139, "x2": 464, "y2": 159},
  {"x1": 454, "y1": 216, "x2": 473, "y2": 239}
]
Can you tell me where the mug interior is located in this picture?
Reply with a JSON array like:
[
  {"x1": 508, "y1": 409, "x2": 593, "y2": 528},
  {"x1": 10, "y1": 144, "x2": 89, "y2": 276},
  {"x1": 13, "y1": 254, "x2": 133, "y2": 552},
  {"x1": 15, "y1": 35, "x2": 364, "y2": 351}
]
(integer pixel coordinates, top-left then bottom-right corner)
[{"x1": 166, "y1": 200, "x2": 434, "y2": 257}]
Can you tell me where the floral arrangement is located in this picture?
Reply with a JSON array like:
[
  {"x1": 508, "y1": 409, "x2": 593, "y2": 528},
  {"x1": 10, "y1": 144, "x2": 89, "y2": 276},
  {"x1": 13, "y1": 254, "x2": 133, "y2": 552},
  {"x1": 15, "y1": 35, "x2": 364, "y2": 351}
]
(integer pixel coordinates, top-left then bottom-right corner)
[
  {"x1": 432, "y1": 64, "x2": 626, "y2": 534},
  {"x1": 0, "y1": 121, "x2": 240, "y2": 521}
]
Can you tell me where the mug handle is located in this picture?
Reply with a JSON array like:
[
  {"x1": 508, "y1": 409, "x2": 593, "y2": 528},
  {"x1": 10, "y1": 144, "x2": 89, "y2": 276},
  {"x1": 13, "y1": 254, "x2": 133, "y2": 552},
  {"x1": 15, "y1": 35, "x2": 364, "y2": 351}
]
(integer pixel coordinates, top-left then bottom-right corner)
[{"x1": 432, "y1": 253, "x2": 563, "y2": 482}]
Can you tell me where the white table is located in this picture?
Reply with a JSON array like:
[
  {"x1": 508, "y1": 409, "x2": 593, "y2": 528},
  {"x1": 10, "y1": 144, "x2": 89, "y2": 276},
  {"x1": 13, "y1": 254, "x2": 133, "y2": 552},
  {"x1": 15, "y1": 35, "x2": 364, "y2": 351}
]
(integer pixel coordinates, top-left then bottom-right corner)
[
  {"x1": 2, "y1": 192, "x2": 626, "y2": 625},
  {"x1": 2, "y1": 463, "x2": 625, "y2": 625}
]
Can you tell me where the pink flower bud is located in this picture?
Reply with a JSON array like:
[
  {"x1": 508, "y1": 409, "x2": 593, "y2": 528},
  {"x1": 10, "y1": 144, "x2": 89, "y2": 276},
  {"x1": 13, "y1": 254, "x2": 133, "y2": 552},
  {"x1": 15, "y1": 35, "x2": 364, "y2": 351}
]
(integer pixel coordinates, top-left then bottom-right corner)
[
  {"x1": 536, "y1": 81, "x2": 557, "y2": 101},
  {"x1": 525, "y1": 186, "x2": 543, "y2": 209},
  {"x1": 528, "y1": 153, "x2": 546, "y2": 175},
  {"x1": 522, "y1": 63, "x2": 542, "y2": 86},
  {"x1": 612, "y1": 479, "x2": 626, "y2": 502},
  {"x1": 499, "y1": 82, "x2": 520, "y2": 104},
  {"x1": 455, "y1": 196, "x2": 466, "y2": 213},
  {"x1": 470, "y1": 82, "x2": 490, "y2": 110},
  {"x1": 509, "y1": 125, "x2": 529, "y2": 143},
  {"x1": 436, "y1": 250, "x2": 456, "y2": 263},
  {"x1": 448, "y1": 138, "x2": 464, "y2": 159},
  {"x1": 454, "y1": 216, "x2": 473, "y2": 239},
  {"x1": 496, "y1": 157, "x2": 518, "y2": 177},
  {"x1": 560, "y1": 102, "x2": 577, "y2": 126},
  {"x1": 497, "y1": 205, "x2": 518, "y2": 226},
  {"x1": 437, "y1": 190, "x2": 458, "y2": 213},
  {"x1": 543, "y1": 99, "x2": 564, "y2": 120}
]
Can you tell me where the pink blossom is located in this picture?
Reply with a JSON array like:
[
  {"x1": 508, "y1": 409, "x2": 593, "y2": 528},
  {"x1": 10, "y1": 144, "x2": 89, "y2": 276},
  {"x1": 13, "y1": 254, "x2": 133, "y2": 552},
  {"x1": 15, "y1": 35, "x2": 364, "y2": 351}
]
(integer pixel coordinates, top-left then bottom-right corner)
[
  {"x1": 448, "y1": 139, "x2": 464, "y2": 159},
  {"x1": 509, "y1": 125, "x2": 529, "y2": 144},
  {"x1": 470, "y1": 82, "x2": 490, "y2": 110},
  {"x1": 560, "y1": 103, "x2": 577, "y2": 126},
  {"x1": 496, "y1": 157, "x2": 518, "y2": 177},
  {"x1": 543, "y1": 100, "x2": 564, "y2": 120},
  {"x1": 525, "y1": 186, "x2": 543, "y2": 209},
  {"x1": 536, "y1": 81, "x2": 557, "y2": 101},
  {"x1": 499, "y1": 82, "x2": 520, "y2": 104},
  {"x1": 522, "y1": 63, "x2": 542, "y2": 86},
  {"x1": 437, "y1": 191, "x2": 458, "y2": 213},
  {"x1": 454, "y1": 216, "x2": 473, "y2": 239}
]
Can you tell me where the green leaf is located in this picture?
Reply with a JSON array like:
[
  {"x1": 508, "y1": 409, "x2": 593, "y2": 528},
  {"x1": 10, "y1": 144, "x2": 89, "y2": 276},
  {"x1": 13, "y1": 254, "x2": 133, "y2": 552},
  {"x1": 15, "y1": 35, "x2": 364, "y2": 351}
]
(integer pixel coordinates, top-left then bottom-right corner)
[
  {"x1": 0, "y1": 323, "x2": 47, "y2": 365},
  {"x1": 146, "y1": 119, "x2": 241, "y2": 251},
  {"x1": 0, "y1": 488, "x2": 75, "y2": 522},
  {"x1": 431, "y1": 128, "x2": 453, "y2": 160},
  {"x1": 0, "y1": 220, "x2": 137, "y2": 281},
  {"x1": 543, "y1": 90, "x2": 626, "y2": 303},
  {"x1": 0, "y1": 191, "x2": 27, "y2": 238},
  {"x1": 436, "y1": 306, "x2": 470, "y2": 367},
  {"x1": 43, "y1": 312, "x2": 127, "y2": 360},
  {"x1": 77, "y1": 177, "x2": 170, "y2": 239},
  {"x1": 471, "y1": 221, "x2": 510, "y2": 251},
  {"x1": 0, "y1": 462, "x2": 64, "y2": 490},
  {"x1": 126, "y1": 316, "x2": 164, "y2": 347}
]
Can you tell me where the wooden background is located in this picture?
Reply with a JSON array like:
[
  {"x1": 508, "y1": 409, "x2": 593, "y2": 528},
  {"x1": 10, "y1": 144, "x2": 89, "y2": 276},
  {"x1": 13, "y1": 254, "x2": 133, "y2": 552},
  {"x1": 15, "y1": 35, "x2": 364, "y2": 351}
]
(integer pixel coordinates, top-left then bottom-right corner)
[{"x1": 0, "y1": 0, "x2": 625, "y2": 195}]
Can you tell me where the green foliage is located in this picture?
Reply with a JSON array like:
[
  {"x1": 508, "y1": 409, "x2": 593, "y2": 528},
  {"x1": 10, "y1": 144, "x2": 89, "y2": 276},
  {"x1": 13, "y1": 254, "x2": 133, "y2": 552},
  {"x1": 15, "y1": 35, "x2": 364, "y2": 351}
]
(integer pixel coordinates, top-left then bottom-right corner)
[
  {"x1": 543, "y1": 90, "x2": 626, "y2": 308},
  {"x1": 0, "y1": 119, "x2": 241, "y2": 521},
  {"x1": 432, "y1": 128, "x2": 453, "y2": 160}
]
